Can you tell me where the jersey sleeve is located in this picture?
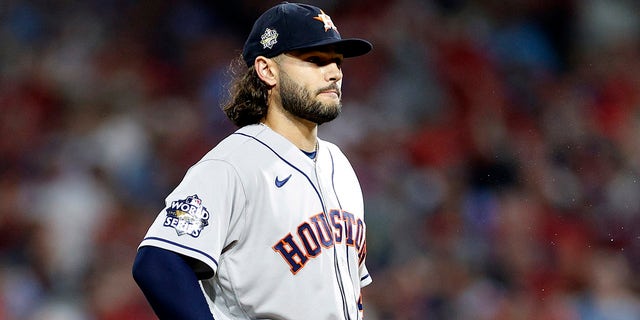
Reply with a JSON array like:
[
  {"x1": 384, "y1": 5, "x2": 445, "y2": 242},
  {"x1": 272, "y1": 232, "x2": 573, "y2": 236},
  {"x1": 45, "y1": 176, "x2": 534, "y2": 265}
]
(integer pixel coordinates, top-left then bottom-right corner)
[
  {"x1": 359, "y1": 262, "x2": 372, "y2": 287},
  {"x1": 139, "y1": 159, "x2": 245, "y2": 275}
]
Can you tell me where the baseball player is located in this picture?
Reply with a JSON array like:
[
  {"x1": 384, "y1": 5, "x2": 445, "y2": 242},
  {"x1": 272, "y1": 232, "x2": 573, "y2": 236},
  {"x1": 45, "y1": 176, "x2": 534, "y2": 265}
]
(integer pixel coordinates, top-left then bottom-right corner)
[{"x1": 132, "y1": 2, "x2": 373, "y2": 319}]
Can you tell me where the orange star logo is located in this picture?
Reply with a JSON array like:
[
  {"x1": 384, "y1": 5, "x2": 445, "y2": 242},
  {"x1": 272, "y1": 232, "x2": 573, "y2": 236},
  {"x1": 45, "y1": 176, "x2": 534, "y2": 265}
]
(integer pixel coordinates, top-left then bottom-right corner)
[{"x1": 313, "y1": 10, "x2": 338, "y2": 32}]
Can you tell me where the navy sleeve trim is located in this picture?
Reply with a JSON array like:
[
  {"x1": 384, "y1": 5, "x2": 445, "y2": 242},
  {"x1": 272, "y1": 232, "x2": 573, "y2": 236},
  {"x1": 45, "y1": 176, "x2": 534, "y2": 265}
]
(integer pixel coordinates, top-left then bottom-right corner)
[{"x1": 142, "y1": 236, "x2": 219, "y2": 267}]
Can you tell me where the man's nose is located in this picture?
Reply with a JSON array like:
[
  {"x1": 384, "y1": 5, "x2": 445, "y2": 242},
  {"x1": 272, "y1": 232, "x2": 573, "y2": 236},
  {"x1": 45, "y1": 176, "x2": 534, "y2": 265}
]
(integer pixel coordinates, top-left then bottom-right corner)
[{"x1": 325, "y1": 62, "x2": 343, "y2": 82}]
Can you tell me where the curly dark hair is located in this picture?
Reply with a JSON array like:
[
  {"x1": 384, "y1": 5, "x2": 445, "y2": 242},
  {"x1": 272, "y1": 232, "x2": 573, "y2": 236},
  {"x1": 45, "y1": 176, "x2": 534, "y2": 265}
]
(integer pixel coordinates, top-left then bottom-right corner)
[{"x1": 222, "y1": 55, "x2": 271, "y2": 127}]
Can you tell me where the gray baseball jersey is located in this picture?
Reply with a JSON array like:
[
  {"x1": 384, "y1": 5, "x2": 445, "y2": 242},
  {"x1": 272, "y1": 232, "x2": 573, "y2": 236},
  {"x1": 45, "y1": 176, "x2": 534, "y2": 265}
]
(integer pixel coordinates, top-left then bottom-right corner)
[{"x1": 139, "y1": 124, "x2": 371, "y2": 319}]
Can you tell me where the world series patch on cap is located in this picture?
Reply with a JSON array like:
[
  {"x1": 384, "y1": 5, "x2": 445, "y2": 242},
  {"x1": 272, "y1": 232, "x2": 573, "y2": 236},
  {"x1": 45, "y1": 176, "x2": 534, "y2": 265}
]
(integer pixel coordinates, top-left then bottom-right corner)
[{"x1": 242, "y1": 2, "x2": 373, "y2": 66}]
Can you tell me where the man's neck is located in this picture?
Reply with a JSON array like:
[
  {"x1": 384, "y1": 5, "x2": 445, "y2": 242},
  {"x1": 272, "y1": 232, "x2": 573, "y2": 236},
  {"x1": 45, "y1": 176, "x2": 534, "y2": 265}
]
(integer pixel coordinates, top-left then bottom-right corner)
[{"x1": 262, "y1": 108, "x2": 318, "y2": 152}]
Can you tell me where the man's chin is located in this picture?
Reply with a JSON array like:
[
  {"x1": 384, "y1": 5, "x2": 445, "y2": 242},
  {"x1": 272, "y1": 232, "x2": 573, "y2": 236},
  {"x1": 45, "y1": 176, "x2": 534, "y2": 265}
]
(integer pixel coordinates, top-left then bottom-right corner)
[{"x1": 310, "y1": 108, "x2": 341, "y2": 125}]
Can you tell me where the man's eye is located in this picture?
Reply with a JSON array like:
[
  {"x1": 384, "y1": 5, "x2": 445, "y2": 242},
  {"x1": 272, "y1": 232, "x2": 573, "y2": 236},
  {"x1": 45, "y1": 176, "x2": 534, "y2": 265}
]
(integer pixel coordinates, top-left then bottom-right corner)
[{"x1": 304, "y1": 56, "x2": 342, "y2": 67}]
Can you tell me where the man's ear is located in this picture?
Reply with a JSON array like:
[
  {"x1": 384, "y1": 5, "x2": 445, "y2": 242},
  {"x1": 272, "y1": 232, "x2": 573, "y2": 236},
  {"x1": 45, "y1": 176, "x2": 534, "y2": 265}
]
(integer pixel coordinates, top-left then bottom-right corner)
[{"x1": 255, "y1": 56, "x2": 278, "y2": 87}]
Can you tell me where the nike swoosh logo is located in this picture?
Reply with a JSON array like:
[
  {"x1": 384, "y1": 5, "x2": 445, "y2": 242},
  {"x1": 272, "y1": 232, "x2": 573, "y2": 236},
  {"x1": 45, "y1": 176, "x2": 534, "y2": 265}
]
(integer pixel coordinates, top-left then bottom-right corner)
[{"x1": 275, "y1": 174, "x2": 292, "y2": 188}]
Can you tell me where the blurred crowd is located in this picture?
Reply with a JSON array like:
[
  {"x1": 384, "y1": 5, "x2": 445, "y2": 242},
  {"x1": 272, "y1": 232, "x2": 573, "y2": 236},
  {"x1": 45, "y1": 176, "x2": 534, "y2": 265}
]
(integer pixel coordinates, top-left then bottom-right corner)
[{"x1": 1, "y1": 0, "x2": 640, "y2": 319}]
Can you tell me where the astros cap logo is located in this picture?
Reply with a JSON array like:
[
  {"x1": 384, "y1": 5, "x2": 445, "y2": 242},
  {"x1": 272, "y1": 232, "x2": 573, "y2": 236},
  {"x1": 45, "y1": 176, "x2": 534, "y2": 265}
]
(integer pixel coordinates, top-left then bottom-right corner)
[{"x1": 313, "y1": 10, "x2": 337, "y2": 32}]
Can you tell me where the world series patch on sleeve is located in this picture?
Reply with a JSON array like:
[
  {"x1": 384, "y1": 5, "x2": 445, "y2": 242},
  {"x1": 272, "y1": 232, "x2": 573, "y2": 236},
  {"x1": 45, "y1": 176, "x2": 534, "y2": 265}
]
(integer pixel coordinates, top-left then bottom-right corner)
[{"x1": 164, "y1": 194, "x2": 210, "y2": 237}]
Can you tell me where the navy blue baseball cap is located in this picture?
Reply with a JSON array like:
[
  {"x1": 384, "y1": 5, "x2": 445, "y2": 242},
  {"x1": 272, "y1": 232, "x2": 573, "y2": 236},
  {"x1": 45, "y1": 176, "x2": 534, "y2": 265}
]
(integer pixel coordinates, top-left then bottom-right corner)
[{"x1": 242, "y1": 2, "x2": 373, "y2": 67}]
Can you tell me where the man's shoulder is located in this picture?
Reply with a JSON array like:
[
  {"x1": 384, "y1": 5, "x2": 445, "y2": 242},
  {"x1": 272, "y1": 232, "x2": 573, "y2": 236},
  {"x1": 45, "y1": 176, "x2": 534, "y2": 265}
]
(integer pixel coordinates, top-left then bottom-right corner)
[
  {"x1": 318, "y1": 138, "x2": 348, "y2": 159},
  {"x1": 201, "y1": 124, "x2": 272, "y2": 162}
]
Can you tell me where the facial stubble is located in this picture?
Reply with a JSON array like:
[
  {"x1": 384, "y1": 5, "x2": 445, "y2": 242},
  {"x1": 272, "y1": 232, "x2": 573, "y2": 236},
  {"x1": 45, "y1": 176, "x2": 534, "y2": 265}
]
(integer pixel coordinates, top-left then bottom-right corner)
[{"x1": 278, "y1": 71, "x2": 342, "y2": 125}]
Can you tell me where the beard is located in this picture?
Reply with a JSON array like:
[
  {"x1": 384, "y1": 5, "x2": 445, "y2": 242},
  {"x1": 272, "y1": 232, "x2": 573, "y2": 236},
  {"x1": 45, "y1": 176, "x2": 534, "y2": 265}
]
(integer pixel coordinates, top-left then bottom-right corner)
[{"x1": 279, "y1": 71, "x2": 342, "y2": 125}]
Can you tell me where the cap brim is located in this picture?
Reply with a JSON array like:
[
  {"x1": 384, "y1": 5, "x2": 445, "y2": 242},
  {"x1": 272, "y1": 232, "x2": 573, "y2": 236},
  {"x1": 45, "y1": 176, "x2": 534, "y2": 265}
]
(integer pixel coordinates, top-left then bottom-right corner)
[{"x1": 289, "y1": 38, "x2": 372, "y2": 58}]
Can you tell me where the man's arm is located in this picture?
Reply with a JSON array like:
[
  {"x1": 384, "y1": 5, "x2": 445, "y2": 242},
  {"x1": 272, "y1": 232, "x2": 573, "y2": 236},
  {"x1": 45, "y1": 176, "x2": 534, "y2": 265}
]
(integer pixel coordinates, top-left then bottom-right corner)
[{"x1": 132, "y1": 246, "x2": 214, "y2": 319}]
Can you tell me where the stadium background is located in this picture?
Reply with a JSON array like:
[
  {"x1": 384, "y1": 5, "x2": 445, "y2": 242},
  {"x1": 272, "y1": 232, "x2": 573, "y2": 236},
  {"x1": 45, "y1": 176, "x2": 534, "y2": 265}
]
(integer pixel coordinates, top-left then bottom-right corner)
[{"x1": 1, "y1": 0, "x2": 639, "y2": 319}]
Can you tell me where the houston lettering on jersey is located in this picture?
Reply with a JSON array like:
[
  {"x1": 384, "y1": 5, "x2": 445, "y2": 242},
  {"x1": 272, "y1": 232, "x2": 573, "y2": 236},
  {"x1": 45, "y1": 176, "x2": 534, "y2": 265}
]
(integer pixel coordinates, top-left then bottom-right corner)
[{"x1": 272, "y1": 209, "x2": 367, "y2": 274}]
